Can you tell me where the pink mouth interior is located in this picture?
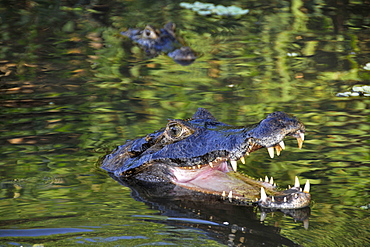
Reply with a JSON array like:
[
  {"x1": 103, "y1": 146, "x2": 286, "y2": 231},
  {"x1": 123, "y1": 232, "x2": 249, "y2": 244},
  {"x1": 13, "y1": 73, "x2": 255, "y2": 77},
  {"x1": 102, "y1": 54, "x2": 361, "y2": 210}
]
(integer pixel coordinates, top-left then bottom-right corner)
[{"x1": 170, "y1": 159, "x2": 261, "y2": 198}]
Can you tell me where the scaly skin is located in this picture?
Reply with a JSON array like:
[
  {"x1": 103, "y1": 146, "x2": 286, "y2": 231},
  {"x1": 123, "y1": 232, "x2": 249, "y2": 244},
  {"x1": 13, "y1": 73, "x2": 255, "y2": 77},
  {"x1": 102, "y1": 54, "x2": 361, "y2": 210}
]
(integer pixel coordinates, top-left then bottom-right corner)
[{"x1": 101, "y1": 108, "x2": 310, "y2": 209}]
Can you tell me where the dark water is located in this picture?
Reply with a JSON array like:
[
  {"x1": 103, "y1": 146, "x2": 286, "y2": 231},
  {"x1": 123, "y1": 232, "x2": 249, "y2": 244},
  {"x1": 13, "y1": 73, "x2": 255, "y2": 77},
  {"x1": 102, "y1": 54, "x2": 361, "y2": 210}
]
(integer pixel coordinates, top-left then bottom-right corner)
[{"x1": 0, "y1": 0, "x2": 369, "y2": 246}]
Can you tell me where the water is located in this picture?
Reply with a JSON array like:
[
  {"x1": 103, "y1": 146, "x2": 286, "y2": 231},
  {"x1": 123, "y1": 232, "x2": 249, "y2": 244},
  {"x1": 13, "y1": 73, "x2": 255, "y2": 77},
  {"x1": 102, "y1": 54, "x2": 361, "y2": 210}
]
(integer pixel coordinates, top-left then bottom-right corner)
[{"x1": 0, "y1": 0, "x2": 369, "y2": 246}]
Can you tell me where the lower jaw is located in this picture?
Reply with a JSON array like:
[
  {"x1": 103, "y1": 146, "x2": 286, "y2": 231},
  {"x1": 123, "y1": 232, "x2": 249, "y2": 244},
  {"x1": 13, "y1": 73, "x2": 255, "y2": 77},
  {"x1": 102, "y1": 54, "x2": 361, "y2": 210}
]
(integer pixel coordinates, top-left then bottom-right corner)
[{"x1": 172, "y1": 168, "x2": 275, "y2": 201}]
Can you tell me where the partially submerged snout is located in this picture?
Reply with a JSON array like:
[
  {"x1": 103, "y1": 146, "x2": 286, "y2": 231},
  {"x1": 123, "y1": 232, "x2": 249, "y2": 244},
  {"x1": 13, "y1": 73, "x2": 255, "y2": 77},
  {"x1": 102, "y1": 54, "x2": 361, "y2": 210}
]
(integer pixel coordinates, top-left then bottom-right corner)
[{"x1": 259, "y1": 177, "x2": 311, "y2": 209}]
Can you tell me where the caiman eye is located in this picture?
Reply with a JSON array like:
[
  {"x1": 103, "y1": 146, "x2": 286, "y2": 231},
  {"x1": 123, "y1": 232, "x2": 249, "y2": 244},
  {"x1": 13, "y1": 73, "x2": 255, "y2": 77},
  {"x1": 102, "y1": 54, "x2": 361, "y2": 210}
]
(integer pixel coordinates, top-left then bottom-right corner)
[
  {"x1": 144, "y1": 29, "x2": 151, "y2": 37},
  {"x1": 164, "y1": 120, "x2": 194, "y2": 141},
  {"x1": 168, "y1": 123, "x2": 183, "y2": 138}
]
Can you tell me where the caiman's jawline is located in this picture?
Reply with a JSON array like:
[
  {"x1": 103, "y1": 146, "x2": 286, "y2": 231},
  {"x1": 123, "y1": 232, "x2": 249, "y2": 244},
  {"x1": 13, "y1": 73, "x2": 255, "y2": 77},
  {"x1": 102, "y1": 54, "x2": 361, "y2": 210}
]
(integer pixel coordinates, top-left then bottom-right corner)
[
  {"x1": 101, "y1": 108, "x2": 311, "y2": 209},
  {"x1": 168, "y1": 153, "x2": 310, "y2": 209}
]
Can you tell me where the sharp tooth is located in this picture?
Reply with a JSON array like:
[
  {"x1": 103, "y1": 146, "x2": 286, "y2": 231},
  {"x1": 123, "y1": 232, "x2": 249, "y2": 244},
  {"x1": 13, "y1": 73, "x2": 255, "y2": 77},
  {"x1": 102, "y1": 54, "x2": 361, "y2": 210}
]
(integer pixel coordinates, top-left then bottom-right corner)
[
  {"x1": 303, "y1": 219, "x2": 309, "y2": 230},
  {"x1": 240, "y1": 156, "x2": 245, "y2": 164},
  {"x1": 260, "y1": 211, "x2": 267, "y2": 222},
  {"x1": 265, "y1": 176, "x2": 269, "y2": 183},
  {"x1": 303, "y1": 180, "x2": 310, "y2": 193},
  {"x1": 259, "y1": 178, "x2": 263, "y2": 181},
  {"x1": 260, "y1": 187, "x2": 267, "y2": 202},
  {"x1": 197, "y1": 165, "x2": 201, "y2": 169},
  {"x1": 294, "y1": 176, "x2": 300, "y2": 188},
  {"x1": 275, "y1": 145, "x2": 282, "y2": 156},
  {"x1": 271, "y1": 196, "x2": 275, "y2": 202},
  {"x1": 246, "y1": 152, "x2": 250, "y2": 156},
  {"x1": 222, "y1": 191, "x2": 226, "y2": 197},
  {"x1": 267, "y1": 147, "x2": 274, "y2": 158},
  {"x1": 296, "y1": 133, "x2": 304, "y2": 149},
  {"x1": 288, "y1": 185, "x2": 291, "y2": 189},
  {"x1": 230, "y1": 160, "x2": 237, "y2": 172},
  {"x1": 279, "y1": 141, "x2": 285, "y2": 150},
  {"x1": 284, "y1": 197, "x2": 287, "y2": 202},
  {"x1": 209, "y1": 162, "x2": 214, "y2": 168},
  {"x1": 228, "y1": 191, "x2": 233, "y2": 198},
  {"x1": 297, "y1": 139, "x2": 303, "y2": 149},
  {"x1": 193, "y1": 166, "x2": 196, "y2": 169},
  {"x1": 269, "y1": 177, "x2": 274, "y2": 185}
]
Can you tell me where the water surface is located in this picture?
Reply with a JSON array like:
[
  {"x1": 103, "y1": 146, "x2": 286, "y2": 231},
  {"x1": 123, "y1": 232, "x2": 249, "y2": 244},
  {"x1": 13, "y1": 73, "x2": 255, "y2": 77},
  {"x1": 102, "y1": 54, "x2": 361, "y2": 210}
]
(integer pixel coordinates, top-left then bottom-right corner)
[{"x1": 0, "y1": 0, "x2": 369, "y2": 246}]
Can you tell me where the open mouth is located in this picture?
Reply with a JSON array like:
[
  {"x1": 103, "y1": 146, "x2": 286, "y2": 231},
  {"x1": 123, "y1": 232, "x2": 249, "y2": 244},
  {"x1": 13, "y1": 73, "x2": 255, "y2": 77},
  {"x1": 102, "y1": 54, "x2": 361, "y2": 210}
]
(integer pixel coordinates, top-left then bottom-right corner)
[
  {"x1": 169, "y1": 133, "x2": 309, "y2": 208},
  {"x1": 102, "y1": 108, "x2": 310, "y2": 209},
  {"x1": 171, "y1": 157, "x2": 274, "y2": 200}
]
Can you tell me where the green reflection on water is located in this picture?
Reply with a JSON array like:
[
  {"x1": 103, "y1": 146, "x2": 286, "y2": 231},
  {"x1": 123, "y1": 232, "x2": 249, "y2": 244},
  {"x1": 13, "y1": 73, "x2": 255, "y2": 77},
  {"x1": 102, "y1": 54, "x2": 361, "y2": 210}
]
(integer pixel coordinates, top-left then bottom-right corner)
[{"x1": 0, "y1": 0, "x2": 369, "y2": 246}]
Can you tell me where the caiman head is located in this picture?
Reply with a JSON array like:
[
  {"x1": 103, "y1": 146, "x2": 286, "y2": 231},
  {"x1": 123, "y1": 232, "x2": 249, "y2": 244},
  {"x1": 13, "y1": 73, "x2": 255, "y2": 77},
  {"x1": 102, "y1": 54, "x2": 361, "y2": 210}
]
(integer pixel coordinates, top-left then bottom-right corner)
[
  {"x1": 121, "y1": 22, "x2": 196, "y2": 65},
  {"x1": 101, "y1": 108, "x2": 310, "y2": 209}
]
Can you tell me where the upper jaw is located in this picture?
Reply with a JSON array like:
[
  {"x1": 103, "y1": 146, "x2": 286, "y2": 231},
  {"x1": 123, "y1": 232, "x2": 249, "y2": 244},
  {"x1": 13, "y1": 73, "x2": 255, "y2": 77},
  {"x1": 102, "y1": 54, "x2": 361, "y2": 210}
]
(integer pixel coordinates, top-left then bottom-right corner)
[
  {"x1": 263, "y1": 130, "x2": 305, "y2": 159},
  {"x1": 105, "y1": 110, "x2": 306, "y2": 180},
  {"x1": 127, "y1": 129, "x2": 306, "y2": 178},
  {"x1": 228, "y1": 129, "x2": 305, "y2": 172}
]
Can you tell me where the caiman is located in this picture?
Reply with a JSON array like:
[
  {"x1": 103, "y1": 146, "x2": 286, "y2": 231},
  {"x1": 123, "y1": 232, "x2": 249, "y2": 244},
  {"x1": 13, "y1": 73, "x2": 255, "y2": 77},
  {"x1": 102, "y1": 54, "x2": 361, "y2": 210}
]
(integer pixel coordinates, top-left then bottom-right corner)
[
  {"x1": 101, "y1": 108, "x2": 311, "y2": 209},
  {"x1": 121, "y1": 22, "x2": 196, "y2": 66}
]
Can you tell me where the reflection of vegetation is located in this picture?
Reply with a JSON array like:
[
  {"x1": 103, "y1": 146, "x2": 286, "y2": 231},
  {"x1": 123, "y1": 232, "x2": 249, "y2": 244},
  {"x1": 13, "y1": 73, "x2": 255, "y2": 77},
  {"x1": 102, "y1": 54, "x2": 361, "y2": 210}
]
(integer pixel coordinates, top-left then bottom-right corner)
[
  {"x1": 0, "y1": 0, "x2": 369, "y2": 246},
  {"x1": 180, "y1": 2, "x2": 249, "y2": 16},
  {"x1": 336, "y1": 85, "x2": 370, "y2": 97}
]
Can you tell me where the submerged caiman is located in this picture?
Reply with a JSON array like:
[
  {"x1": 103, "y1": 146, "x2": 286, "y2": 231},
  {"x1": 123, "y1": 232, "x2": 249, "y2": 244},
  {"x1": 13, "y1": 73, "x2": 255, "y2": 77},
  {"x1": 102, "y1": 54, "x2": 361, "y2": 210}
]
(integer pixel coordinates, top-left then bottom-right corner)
[
  {"x1": 102, "y1": 108, "x2": 311, "y2": 209},
  {"x1": 121, "y1": 22, "x2": 196, "y2": 66}
]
